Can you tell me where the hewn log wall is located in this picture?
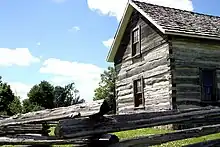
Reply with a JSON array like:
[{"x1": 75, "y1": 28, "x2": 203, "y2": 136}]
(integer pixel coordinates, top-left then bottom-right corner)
[
  {"x1": 114, "y1": 10, "x2": 172, "y2": 114},
  {"x1": 171, "y1": 36, "x2": 220, "y2": 110}
]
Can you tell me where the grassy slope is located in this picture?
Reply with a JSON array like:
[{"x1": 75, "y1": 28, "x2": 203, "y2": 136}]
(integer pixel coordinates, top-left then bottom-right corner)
[
  {"x1": 49, "y1": 127, "x2": 220, "y2": 147},
  {"x1": 2, "y1": 126, "x2": 220, "y2": 147}
]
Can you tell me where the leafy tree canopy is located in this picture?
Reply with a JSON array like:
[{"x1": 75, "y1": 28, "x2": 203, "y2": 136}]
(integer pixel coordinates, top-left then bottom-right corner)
[
  {"x1": 9, "y1": 96, "x2": 22, "y2": 115},
  {"x1": 27, "y1": 81, "x2": 55, "y2": 109},
  {"x1": 0, "y1": 76, "x2": 15, "y2": 115},
  {"x1": 93, "y1": 66, "x2": 116, "y2": 114},
  {"x1": 22, "y1": 99, "x2": 44, "y2": 114},
  {"x1": 54, "y1": 83, "x2": 85, "y2": 107},
  {"x1": 93, "y1": 66, "x2": 116, "y2": 101}
]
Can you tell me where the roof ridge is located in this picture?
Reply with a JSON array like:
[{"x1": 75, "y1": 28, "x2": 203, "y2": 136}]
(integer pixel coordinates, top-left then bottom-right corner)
[{"x1": 132, "y1": 0, "x2": 220, "y2": 19}]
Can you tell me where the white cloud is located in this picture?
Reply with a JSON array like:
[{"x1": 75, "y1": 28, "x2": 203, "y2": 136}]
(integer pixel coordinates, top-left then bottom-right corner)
[
  {"x1": 103, "y1": 38, "x2": 114, "y2": 48},
  {"x1": 87, "y1": 0, "x2": 193, "y2": 21},
  {"x1": 9, "y1": 82, "x2": 33, "y2": 101},
  {"x1": 68, "y1": 26, "x2": 80, "y2": 32},
  {"x1": 39, "y1": 58, "x2": 104, "y2": 102},
  {"x1": 0, "y1": 48, "x2": 40, "y2": 67},
  {"x1": 36, "y1": 42, "x2": 41, "y2": 46}
]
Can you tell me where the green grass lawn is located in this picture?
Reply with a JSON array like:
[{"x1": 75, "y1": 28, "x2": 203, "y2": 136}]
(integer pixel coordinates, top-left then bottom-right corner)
[
  {"x1": 2, "y1": 126, "x2": 220, "y2": 147},
  {"x1": 49, "y1": 126, "x2": 220, "y2": 147}
]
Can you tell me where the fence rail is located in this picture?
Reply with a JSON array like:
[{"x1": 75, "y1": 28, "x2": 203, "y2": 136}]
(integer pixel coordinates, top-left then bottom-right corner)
[{"x1": 0, "y1": 103, "x2": 219, "y2": 147}]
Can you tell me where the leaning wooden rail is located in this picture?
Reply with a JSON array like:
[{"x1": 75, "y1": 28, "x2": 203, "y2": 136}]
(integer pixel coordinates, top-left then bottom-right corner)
[
  {"x1": 0, "y1": 106, "x2": 220, "y2": 146},
  {"x1": 0, "y1": 100, "x2": 103, "y2": 127},
  {"x1": 55, "y1": 106, "x2": 220, "y2": 138},
  {"x1": 109, "y1": 123, "x2": 220, "y2": 147},
  {"x1": 0, "y1": 124, "x2": 44, "y2": 136}
]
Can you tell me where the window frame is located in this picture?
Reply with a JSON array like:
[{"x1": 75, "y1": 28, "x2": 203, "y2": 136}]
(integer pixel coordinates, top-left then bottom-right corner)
[
  {"x1": 133, "y1": 76, "x2": 145, "y2": 108},
  {"x1": 200, "y1": 68, "x2": 217, "y2": 102},
  {"x1": 131, "y1": 25, "x2": 141, "y2": 58}
]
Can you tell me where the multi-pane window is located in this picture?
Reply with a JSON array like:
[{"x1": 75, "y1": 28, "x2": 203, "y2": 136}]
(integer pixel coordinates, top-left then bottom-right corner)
[
  {"x1": 132, "y1": 27, "x2": 141, "y2": 56},
  {"x1": 200, "y1": 69, "x2": 217, "y2": 102},
  {"x1": 133, "y1": 77, "x2": 144, "y2": 107}
]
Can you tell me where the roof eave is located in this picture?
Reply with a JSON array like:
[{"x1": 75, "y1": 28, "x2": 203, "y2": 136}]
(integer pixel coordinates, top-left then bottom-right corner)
[
  {"x1": 166, "y1": 30, "x2": 220, "y2": 41},
  {"x1": 106, "y1": 0, "x2": 166, "y2": 63},
  {"x1": 106, "y1": 2, "x2": 134, "y2": 62},
  {"x1": 129, "y1": 1, "x2": 165, "y2": 34}
]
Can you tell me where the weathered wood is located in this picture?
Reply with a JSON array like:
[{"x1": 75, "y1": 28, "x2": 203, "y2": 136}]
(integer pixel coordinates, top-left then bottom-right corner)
[
  {"x1": 183, "y1": 139, "x2": 220, "y2": 147},
  {"x1": 86, "y1": 134, "x2": 119, "y2": 147},
  {"x1": 175, "y1": 67, "x2": 199, "y2": 77},
  {"x1": 114, "y1": 9, "x2": 170, "y2": 114},
  {"x1": 0, "y1": 100, "x2": 103, "y2": 127},
  {"x1": 109, "y1": 124, "x2": 220, "y2": 147},
  {"x1": 0, "y1": 135, "x2": 89, "y2": 145},
  {"x1": 0, "y1": 124, "x2": 44, "y2": 136},
  {"x1": 174, "y1": 76, "x2": 199, "y2": 85},
  {"x1": 56, "y1": 107, "x2": 220, "y2": 138}
]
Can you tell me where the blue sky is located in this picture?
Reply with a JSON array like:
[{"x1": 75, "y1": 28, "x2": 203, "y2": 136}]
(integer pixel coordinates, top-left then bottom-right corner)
[{"x1": 0, "y1": 0, "x2": 219, "y2": 102}]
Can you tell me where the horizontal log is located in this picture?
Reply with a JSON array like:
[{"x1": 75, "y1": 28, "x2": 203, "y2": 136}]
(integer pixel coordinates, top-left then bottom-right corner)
[
  {"x1": 0, "y1": 124, "x2": 44, "y2": 136},
  {"x1": 176, "y1": 92, "x2": 201, "y2": 98},
  {"x1": 175, "y1": 67, "x2": 199, "y2": 77},
  {"x1": 0, "y1": 135, "x2": 89, "y2": 145},
  {"x1": 109, "y1": 124, "x2": 220, "y2": 147},
  {"x1": 144, "y1": 74, "x2": 170, "y2": 86},
  {"x1": 0, "y1": 100, "x2": 103, "y2": 127},
  {"x1": 175, "y1": 60, "x2": 220, "y2": 68},
  {"x1": 172, "y1": 38, "x2": 220, "y2": 51},
  {"x1": 176, "y1": 85, "x2": 201, "y2": 93},
  {"x1": 117, "y1": 59, "x2": 169, "y2": 81},
  {"x1": 174, "y1": 76, "x2": 199, "y2": 85},
  {"x1": 56, "y1": 107, "x2": 220, "y2": 139},
  {"x1": 183, "y1": 139, "x2": 220, "y2": 147},
  {"x1": 176, "y1": 100, "x2": 220, "y2": 107}
]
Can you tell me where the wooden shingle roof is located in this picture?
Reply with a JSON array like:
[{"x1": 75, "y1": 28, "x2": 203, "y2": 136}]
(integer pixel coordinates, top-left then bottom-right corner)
[
  {"x1": 133, "y1": 0, "x2": 220, "y2": 38},
  {"x1": 107, "y1": 0, "x2": 220, "y2": 62}
]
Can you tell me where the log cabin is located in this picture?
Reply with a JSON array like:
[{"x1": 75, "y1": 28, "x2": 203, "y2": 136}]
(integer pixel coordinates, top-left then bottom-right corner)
[{"x1": 106, "y1": 0, "x2": 220, "y2": 114}]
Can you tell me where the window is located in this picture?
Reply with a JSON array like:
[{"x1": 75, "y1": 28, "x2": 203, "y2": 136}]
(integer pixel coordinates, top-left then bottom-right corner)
[
  {"x1": 132, "y1": 26, "x2": 141, "y2": 57},
  {"x1": 133, "y1": 77, "x2": 144, "y2": 107},
  {"x1": 200, "y1": 69, "x2": 217, "y2": 102}
]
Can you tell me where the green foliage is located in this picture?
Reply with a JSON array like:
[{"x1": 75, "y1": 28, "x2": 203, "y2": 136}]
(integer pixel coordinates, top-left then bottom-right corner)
[
  {"x1": 54, "y1": 83, "x2": 85, "y2": 107},
  {"x1": 0, "y1": 77, "x2": 15, "y2": 115},
  {"x1": 9, "y1": 96, "x2": 22, "y2": 115},
  {"x1": 22, "y1": 99, "x2": 44, "y2": 114},
  {"x1": 54, "y1": 86, "x2": 66, "y2": 107},
  {"x1": 93, "y1": 66, "x2": 116, "y2": 101},
  {"x1": 93, "y1": 66, "x2": 116, "y2": 114},
  {"x1": 26, "y1": 80, "x2": 84, "y2": 112},
  {"x1": 28, "y1": 81, "x2": 55, "y2": 109}
]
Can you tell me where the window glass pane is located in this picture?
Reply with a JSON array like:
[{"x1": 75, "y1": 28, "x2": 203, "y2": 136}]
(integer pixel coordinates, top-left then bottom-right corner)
[
  {"x1": 201, "y1": 69, "x2": 216, "y2": 102},
  {"x1": 132, "y1": 44, "x2": 137, "y2": 56},
  {"x1": 137, "y1": 87, "x2": 141, "y2": 93},
  {"x1": 137, "y1": 80, "x2": 141, "y2": 87},
  {"x1": 132, "y1": 29, "x2": 139, "y2": 43}
]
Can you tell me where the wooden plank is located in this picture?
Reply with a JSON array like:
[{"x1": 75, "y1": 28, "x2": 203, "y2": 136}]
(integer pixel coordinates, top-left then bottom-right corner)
[
  {"x1": 109, "y1": 124, "x2": 220, "y2": 147},
  {"x1": 183, "y1": 139, "x2": 220, "y2": 147},
  {"x1": 0, "y1": 100, "x2": 103, "y2": 127},
  {"x1": 56, "y1": 107, "x2": 220, "y2": 138},
  {"x1": 0, "y1": 135, "x2": 89, "y2": 145},
  {"x1": 0, "y1": 124, "x2": 44, "y2": 136}
]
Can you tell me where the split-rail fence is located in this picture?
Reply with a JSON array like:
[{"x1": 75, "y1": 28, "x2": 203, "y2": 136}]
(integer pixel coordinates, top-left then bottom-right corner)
[{"x1": 0, "y1": 99, "x2": 220, "y2": 147}]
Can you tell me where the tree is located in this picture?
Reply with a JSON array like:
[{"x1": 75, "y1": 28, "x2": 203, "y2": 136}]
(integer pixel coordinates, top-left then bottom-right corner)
[
  {"x1": 0, "y1": 77, "x2": 15, "y2": 115},
  {"x1": 22, "y1": 99, "x2": 43, "y2": 114},
  {"x1": 54, "y1": 83, "x2": 85, "y2": 107},
  {"x1": 54, "y1": 86, "x2": 66, "y2": 107},
  {"x1": 94, "y1": 66, "x2": 116, "y2": 101},
  {"x1": 93, "y1": 66, "x2": 116, "y2": 114},
  {"x1": 9, "y1": 96, "x2": 22, "y2": 115},
  {"x1": 27, "y1": 81, "x2": 55, "y2": 109}
]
